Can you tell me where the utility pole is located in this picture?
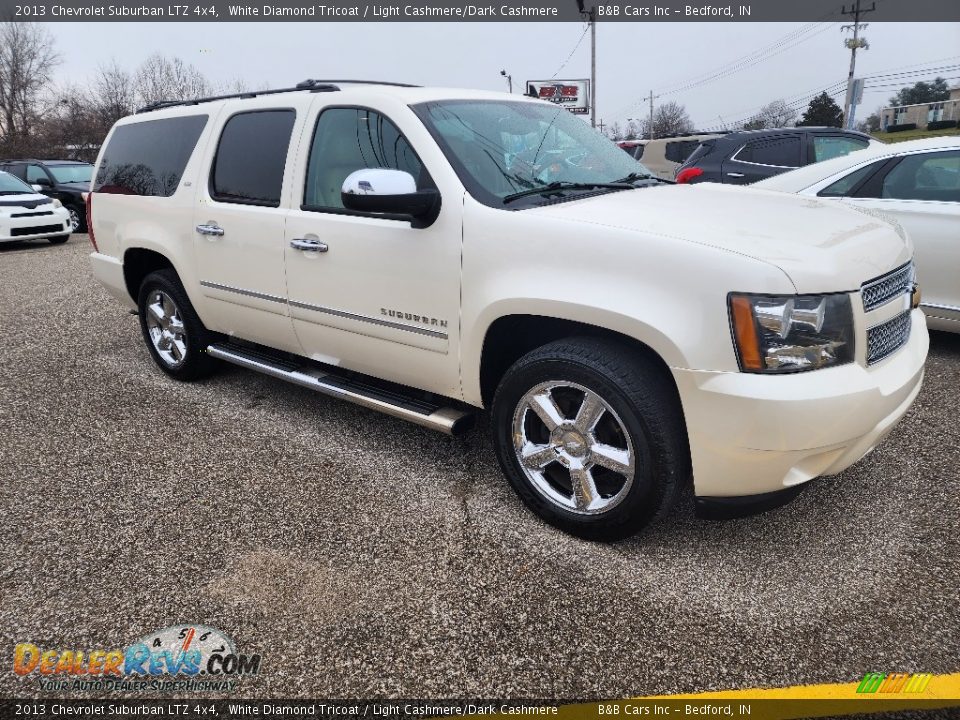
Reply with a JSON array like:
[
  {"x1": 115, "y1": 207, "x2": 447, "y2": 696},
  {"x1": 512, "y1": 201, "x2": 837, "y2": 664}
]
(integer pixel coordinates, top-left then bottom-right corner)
[
  {"x1": 643, "y1": 90, "x2": 658, "y2": 139},
  {"x1": 841, "y1": 0, "x2": 874, "y2": 128},
  {"x1": 577, "y1": 1, "x2": 597, "y2": 128},
  {"x1": 598, "y1": 119, "x2": 605, "y2": 135}
]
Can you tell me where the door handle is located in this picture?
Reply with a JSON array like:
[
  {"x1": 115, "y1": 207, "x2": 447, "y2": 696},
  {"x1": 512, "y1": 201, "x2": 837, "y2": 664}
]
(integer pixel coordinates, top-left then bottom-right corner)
[
  {"x1": 195, "y1": 223, "x2": 224, "y2": 237},
  {"x1": 290, "y1": 238, "x2": 328, "y2": 253},
  {"x1": 726, "y1": 172, "x2": 745, "y2": 178}
]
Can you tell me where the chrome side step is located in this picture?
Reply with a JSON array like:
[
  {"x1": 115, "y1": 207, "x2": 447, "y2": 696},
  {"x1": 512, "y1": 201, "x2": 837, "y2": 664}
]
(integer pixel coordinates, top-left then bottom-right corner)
[{"x1": 206, "y1": 343, "x2": 474, "y2": 436}]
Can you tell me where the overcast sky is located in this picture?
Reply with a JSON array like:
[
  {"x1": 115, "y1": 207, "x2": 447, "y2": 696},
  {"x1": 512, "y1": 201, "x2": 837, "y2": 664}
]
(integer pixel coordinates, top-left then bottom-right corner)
[{"x1": 46, "y1": 21, "x2": 960, "y2": 129}]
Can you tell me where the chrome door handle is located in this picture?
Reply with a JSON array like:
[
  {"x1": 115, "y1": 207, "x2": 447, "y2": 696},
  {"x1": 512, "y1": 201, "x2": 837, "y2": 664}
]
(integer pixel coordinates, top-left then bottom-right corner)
[
  {"x1": 726, "y1": 172, "x2": 745, "y2": 178},
  {"x1": 195, "y1": 223, "x2": 224, "y2": 236},
  {"x1": 290, "y1": 238, "x2": 328, "y2": 253}
]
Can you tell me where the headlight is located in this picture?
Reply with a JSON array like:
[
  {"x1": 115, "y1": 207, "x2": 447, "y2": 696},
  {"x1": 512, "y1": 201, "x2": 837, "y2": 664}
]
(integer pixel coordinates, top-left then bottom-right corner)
[
  {"x1": 81, "y1": 192, "x2": 89, "y2": 201},
  {"x1": 729, "y1": 293, "x2": 855, "y2": 373},
  {"x1": 52, "y1": 199, "x2": 62, "y2": 208}
]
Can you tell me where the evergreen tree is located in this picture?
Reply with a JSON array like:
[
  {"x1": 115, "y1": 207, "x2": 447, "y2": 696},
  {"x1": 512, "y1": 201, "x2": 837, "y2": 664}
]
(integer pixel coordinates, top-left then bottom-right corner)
[{"x1": 798, "y1": 92, "x2": 843, "y2": 127}]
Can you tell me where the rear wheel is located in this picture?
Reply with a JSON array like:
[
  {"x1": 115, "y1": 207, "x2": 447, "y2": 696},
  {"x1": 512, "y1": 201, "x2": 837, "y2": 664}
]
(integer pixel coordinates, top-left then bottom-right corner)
[
  {"x1": 137, "y1": 269, "x2": 218, "y2": 381},
  {"x1": 492, "y1": 337, "x2": 689, "y2": 540}
]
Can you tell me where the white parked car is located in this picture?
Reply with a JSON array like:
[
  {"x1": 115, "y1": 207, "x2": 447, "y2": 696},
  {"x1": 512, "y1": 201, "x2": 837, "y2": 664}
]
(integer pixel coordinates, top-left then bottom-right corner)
[
  {"x1": 88, "y1": 81, "x2": 928, "y2": 539},
  {"x1": 0, "y1": 171, "x2": 72, "y2": 245},
  {"x1": 756, "y1": 137, "x2": 959, "y2": 332}
]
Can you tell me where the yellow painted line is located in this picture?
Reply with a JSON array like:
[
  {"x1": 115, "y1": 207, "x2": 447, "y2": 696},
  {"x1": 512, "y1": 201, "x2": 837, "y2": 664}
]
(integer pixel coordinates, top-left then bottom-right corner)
[
  {"x1": 637, "y1": 671, "x2": 960, "y2": 701},
  {"x1": 504, "y1": 673, "x2": 960, "y2": 720}
]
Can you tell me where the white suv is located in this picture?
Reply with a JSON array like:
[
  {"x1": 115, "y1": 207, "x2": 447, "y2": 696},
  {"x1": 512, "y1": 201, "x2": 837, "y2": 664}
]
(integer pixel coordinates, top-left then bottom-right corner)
[{"x1": 88, "y1": 80, "x2": 928, "y2": 539}]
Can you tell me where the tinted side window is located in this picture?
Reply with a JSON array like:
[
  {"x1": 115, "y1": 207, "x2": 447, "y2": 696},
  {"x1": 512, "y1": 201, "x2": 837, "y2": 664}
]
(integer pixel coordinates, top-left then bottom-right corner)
[
  {"x1": 211, "y1": 110, "x2": 296, "y2": 207},
  {"x1": 303, "y1": 108, "x2": 426, "y2": 210},
  {"x1": 818, "y1": 161, "x2": 882, "y2": 197},
  {"x1": 95, "y1": 115, "x2": 208, "y2": 196},
  {"x1": 665, "y1": 140, "x2": 699, "y2": 164},
  {"x1": 813, "y1": 135, "x2": 869, "y2": 162},
  {"x1": 737, "y1": 136, "x2": 801, "y2": 167},
  {"x1": 878, "y1": 151, "x2": 960, "y2": 202},
  {"x1": 5, "y1": 163, "x2": 27, "y2": 180}
]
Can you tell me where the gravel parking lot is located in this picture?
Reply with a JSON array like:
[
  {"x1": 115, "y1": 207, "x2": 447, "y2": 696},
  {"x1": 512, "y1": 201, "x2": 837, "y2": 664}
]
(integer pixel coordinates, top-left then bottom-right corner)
[{"x1": 1, "y1": 236, "x2": 958, "y2": 699}]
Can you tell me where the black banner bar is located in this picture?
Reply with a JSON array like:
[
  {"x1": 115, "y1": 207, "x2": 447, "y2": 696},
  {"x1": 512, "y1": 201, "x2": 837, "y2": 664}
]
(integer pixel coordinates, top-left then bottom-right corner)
[
  {"x1": 2, "y1": 698, "x2": 960, "y2": 719},
  {"x1": 0, "y1": 0, "x2": 958, "y2": 22}
]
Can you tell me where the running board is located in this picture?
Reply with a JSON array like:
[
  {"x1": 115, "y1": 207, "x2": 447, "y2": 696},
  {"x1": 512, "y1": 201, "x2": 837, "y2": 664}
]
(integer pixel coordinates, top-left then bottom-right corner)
[{"x1": 206, "y1": 343, "x2": 474, "y2": 436}]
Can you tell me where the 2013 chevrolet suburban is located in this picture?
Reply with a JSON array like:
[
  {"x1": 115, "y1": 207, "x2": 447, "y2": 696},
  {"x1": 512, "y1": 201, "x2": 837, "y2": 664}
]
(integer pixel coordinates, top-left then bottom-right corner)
[{"x1": 88, "y1": 80, "x2": 928, "y2": 539}]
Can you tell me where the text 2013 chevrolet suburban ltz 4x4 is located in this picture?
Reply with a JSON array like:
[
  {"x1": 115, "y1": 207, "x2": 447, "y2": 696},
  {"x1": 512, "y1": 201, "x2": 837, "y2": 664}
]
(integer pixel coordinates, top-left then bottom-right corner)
[{"x1": 88, "y1": 80, "x2": 928, "y2": 539}]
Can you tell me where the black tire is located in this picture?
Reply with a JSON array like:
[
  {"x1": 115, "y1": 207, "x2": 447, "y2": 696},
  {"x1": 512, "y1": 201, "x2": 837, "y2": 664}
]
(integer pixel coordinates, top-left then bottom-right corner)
[
  {"x1": 65, "y1": 204, "x2": 86, "y2": 233},
  {"x1": 137, "y1": 268, "x2": 218, "y2": 382},
  {"x1": 491, "y1": 337, "x2": 689, "y2": 541},
  {"x1": 47, "y1": 235, "x2": 70, "y2": 245}
]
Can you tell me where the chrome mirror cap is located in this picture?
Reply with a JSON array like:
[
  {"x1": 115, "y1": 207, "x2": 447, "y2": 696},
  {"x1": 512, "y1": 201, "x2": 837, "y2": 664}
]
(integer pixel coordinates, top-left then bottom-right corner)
[{"x1": 342, "y1": 168, "x2": 417, "y2": 197}]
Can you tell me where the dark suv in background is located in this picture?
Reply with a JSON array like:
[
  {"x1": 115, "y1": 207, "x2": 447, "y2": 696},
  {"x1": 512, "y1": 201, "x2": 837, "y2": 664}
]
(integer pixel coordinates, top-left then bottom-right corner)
[
  {"x1": 0, "y1": 159, "x2": 93, "y2": 231},
  {"x1": 674, "y1": 128, "x2": 875, "y2": 185}
]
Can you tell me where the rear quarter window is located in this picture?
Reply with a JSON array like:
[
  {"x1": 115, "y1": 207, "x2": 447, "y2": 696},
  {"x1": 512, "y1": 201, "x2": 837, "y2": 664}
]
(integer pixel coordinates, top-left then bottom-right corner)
[{"x1": 94, "y1": 115, "x2": 208, "y2": 196}]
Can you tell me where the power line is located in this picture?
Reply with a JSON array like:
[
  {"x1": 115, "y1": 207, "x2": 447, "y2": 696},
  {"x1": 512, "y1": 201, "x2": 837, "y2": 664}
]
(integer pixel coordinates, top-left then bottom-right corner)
[{"x1": 550, "y1": 24, "x2": 590, "y2": 79}]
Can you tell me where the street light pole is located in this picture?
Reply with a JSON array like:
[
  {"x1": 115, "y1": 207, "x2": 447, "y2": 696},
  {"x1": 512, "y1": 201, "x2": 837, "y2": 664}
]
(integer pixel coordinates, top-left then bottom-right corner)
[{"x1": 500, "y1": 69, "x2": 513, "y2": 94}]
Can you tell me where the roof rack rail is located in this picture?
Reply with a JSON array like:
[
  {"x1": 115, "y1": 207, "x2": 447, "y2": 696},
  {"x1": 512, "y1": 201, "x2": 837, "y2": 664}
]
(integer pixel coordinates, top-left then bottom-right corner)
[{"x1": 136, "y1": 79, "x2": 421, "y2": 114}]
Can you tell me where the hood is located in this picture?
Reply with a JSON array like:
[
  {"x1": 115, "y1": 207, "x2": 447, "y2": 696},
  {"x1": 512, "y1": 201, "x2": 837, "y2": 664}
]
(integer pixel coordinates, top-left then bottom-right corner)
[
  {"x1": 527, "y1": 183, "x2": 911, "y2": 294},
  {"x1": 0, "y1": 193, "x2": 54, "y2": 210}
]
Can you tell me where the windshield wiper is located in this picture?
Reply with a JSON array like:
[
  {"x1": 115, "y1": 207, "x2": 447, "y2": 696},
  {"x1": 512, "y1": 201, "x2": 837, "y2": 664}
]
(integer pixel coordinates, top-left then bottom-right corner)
[
  {"x1": 503, "y1": 181, "x2": 633, "y2": 204},
  {"x1": 612, "y1": 172, "x2": 674, "y2": 185}
]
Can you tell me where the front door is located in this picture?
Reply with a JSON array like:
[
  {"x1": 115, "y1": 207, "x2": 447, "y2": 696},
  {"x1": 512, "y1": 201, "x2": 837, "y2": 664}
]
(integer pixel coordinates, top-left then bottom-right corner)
[{"x1": 282, "y1": 103, "x2": 462, "y2": 398}]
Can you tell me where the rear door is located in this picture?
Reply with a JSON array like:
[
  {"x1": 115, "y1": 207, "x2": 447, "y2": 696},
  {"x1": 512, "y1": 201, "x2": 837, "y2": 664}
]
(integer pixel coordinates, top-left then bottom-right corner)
[
  {"x1": 721, "y1": 134, "x2": 803, "y2": 184},
  {"x1": 192, "y1": 105, "x2": 305, "y2": 354}
]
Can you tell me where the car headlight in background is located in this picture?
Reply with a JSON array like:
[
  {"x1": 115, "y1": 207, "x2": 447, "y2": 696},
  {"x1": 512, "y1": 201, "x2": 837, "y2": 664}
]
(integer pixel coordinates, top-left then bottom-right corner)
[
  {"x1": 52, "y1": 199, "x2": 62, "y2": 208},
  {"x1": 81, "y1": 192, "x2": 89, "y2": 201},
  {"x1": 729, "y1": 293, "x2": 855, "y2": 373}
]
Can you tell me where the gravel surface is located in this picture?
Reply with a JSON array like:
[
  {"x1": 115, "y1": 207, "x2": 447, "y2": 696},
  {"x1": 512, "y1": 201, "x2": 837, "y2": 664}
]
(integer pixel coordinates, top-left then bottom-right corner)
[{"x1": 1, "y1": 237, "x2": 957, "y2": 700}]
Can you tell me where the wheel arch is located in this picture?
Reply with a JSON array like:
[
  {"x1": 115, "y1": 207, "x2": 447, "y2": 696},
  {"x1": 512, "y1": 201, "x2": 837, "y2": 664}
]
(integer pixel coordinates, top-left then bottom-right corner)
[
  {"x1": 123, "y1": 247, "x2": 177, "y2": 303},
  {"x1": 474, "y1": 309, "x2": 686, "y2": 410}
]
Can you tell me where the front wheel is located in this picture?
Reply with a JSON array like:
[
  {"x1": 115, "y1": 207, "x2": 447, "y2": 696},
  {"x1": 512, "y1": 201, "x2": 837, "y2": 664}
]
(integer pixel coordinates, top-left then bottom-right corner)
[
  {"x1": 491, "y1": 337, "x2": 689, "y2": 540},
  {"x1": 66, "y1": 205, "x2": 84, "y2": 233},
  {"x1": 137, "y1": 269, "x2": 218, "y2": 381}
]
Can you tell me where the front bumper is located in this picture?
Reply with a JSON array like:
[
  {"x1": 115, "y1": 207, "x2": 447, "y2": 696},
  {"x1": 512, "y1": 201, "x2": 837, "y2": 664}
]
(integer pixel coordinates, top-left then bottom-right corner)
[
  {"x1": 673, "y1": 308, "x2": 928, "y2": 499},
  {"x1": 0, "y1": 207, "x2": 71, "y2": 242}
]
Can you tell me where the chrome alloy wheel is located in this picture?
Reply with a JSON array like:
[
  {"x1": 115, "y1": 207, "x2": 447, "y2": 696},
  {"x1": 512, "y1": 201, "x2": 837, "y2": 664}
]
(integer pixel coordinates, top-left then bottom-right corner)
[
  {"x1": 512, "y1": 381, "x2": 636, "y2": 515},
  {"x1": 68, "y1": 207, "x2": 81, "y2": 232},
  {"x1": 145, "y1": 290, "x2": 187, "y2": 367}
]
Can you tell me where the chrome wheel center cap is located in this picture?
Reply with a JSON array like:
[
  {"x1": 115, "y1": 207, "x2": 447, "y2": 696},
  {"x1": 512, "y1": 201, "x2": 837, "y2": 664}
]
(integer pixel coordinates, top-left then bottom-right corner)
[{"x1": 559, "y1": 430, "x2": 587, "y2": 457}]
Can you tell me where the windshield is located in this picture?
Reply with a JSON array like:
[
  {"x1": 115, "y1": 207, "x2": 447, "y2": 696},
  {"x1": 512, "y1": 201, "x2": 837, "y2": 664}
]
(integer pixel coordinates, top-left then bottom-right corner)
[
  {"x1": 0, "y1": 171, "x2": 35, "y2": 195},
  {"x1": 414, "y1": 99, "x2": 654, "y2": 207},
  {"x1": 47, "y1": 164, "x2": 93, "y2": 184}
]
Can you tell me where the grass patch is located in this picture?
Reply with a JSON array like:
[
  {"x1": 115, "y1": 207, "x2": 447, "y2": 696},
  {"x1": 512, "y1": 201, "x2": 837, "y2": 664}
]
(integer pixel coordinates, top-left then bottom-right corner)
[{"x1": 871, "y1": 127, "x2": 960, "y2": 143}]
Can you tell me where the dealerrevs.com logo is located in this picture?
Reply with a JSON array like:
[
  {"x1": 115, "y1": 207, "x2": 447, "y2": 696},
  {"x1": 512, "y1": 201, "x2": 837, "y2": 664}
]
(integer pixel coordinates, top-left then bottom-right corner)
[{"x1": 13, "y1": 625, "x2": 261, "y2": 692}]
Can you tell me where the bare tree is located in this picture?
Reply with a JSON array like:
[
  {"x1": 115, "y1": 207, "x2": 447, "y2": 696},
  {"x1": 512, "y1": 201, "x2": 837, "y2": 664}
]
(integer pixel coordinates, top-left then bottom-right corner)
[
  {"x1": 641, "y1": 101, "x2": 694, "y2": 139},
  {"x1": 0, "y1": 22, "x2": 61, "y2": 149},
  {"x1": 90, "y1": 59, "x2": 137, "y2": 124},
  {"x1": 134, "y1": 53, "x2": 210, "y2": 106},
  {"x1": 607, "y1": 121, "x2": 624, "y2": 141},
  {"x1": 742, "y1": 99, "x2": 798, "y2": 130}
]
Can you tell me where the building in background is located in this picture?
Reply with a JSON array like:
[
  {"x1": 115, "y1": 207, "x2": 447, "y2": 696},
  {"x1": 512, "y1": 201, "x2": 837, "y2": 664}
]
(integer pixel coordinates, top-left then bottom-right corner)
[{"x1": 880, "y1": 86, "x2": 960, "y2": 130}]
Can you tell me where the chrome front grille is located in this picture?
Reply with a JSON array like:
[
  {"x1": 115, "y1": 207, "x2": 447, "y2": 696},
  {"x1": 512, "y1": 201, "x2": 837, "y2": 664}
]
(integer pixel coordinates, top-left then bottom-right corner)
[
  {"x1": 867, "y1": 311, "x2": 912, "y2": 365},
  {"x1": 861, "y1": 262, "x2": 914, "y2": 312}
]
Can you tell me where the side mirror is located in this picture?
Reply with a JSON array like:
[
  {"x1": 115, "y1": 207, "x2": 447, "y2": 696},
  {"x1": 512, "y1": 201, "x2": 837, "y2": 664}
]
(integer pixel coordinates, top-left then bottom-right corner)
[
  {"x1": 341, "y1": 169, "x2": 440, "y2": 226},
  {"x1": 34, "y1": 177, "x2": 52, "y2": 187},
  {"x1": 31, "y1": 184, "x2": 43, "y2": 192}
]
